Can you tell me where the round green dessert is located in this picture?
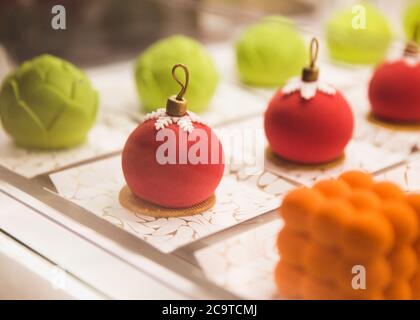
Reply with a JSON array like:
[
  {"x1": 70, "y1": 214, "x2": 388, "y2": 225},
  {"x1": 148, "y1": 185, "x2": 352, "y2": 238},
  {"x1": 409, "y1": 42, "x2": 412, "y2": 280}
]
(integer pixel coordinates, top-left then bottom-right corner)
[
  {"x1": 326, "y1": 3, "x2": 392, "y2": 64},
  {"x1": 236, "y1": 16, "x2": 307, "y2": 87},
  {"x1": 0, "y1": 54, "x2": 98, "y2": 149},
  {"x1": 135, "y1": 35, "x2": 219, "y2": 113},
  {"x1": 403, "y1": 2, "x2": 420, "y2": 44}
]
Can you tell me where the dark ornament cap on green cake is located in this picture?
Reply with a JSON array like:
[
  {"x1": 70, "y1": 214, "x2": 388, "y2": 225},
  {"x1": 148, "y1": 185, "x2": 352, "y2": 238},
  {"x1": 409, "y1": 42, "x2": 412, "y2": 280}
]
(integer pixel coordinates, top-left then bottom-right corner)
[{"x1": 0, "y1": 54, "x2": 98, "y2": 149}]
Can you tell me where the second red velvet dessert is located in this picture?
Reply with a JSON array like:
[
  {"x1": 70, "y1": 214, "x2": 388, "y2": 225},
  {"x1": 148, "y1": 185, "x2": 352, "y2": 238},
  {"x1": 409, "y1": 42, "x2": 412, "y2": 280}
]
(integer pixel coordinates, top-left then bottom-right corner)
[{"x1": 264, "y1": 38, "x2": 354, "y2": 164}]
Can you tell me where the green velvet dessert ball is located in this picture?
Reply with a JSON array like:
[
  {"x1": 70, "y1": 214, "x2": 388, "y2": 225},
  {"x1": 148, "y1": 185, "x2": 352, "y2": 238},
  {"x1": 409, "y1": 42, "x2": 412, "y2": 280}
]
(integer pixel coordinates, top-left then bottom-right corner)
[
  {"x1": 403, "y1": 2, "x2": 420, "y2": 43},
  {"x1": 236, "y1": 16, "x2": 307, "y2": 87},
  {"x1": 326, "y1": 4, "x2": 392, "y2": 64},
  {"x1": 0, "y1": 54, "x2": 98, "y2": 149},
  {"x1": 135, "y1": 35, "x2": 219, "y2": 113}
]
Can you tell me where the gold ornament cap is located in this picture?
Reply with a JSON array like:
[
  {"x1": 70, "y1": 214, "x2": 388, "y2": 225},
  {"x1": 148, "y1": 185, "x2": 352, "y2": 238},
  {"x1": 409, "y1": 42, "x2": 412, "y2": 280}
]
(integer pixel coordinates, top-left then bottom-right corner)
[
  {"x1": 302, "y1": 38, "x2": 319, "y2": 82},
  {"x1": 166, "y1": 63, "x2": 189, "y2": 117},
  {"x1": 404, "y1": 24, "x2": 420, "y2": 58}
]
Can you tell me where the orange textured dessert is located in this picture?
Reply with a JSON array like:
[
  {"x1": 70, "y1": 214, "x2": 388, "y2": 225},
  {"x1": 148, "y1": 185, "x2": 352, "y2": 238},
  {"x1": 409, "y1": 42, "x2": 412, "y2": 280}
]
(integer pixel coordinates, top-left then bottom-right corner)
[{"x1": 275, "y1": 170, "x2": 420, "y2": 300}]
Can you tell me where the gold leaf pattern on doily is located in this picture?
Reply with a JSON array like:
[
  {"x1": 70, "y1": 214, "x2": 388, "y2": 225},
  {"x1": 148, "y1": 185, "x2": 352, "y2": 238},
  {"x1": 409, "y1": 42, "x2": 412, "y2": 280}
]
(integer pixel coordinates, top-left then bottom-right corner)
[
  {"x1": 195, "y1": 219, "x2": 283, "y2": 299},
  {"x1": 375, "y1": 153, "x2": 420, "y2": 193},
  {"x1": 264, "y1": 141, "x2": 405, "y2": 186},
  {"x1": 0, "y1": 113, "x2": 136, "y2": 178},
  {"x1": 50, "y1": 156, "x2": 283, "y2": 253},
  {"x1": 353, "y1": 114, "x2": 420, "y2": 156}
]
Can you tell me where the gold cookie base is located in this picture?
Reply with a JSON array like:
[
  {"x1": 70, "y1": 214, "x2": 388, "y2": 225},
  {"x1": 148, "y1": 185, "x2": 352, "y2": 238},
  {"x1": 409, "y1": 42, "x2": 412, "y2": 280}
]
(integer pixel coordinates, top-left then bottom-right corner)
[
  {"x1": 266, "y1": 147, "x2": 345, "y2": 170},
  {"x1": 367, "y1": 112, "x2": 420, "y2": 132},
  {"x1": 119, "y1": 185, "x2": 216, "y2": 218}
]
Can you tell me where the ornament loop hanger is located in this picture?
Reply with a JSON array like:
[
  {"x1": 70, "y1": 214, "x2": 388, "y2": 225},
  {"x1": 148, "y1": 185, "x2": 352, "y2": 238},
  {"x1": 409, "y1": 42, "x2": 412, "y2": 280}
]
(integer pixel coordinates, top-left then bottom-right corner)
[
  {"x1": 166, "y1": 64, "x2": 189, "y2": 117},
  {"x1": 309, "y1": 37, "x2": 319, "y2": 69},
  {"x1": 302, "y1": 37, "x2": 320, "y2": 82},
  {"x1": 172, "y1": 63, "x2": 189, "y2": 101}
]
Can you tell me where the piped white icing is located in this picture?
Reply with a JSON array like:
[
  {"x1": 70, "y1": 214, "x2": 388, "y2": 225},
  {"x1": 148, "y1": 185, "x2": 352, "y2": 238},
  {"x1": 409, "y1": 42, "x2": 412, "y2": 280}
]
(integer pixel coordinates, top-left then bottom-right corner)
[
  {"x1": 282, "y1": 77, "x2": 336, "y2": 100},
  {"x1": 403, "y1": 57, "x2": 420, "y2": 67},
  {"x1": 143, "y1": 108, "x2": 205, "y2": 133},
  {"x1": 402, "y1": 56, "x2": 419, "y2": 67},
  {"x1": 386, "y1": 55, "x2": 420, "y2": 67}
]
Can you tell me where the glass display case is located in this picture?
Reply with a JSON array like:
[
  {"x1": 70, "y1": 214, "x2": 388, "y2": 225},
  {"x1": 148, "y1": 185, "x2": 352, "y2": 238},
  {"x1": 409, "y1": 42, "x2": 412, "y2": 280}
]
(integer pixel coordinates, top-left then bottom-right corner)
[{"x1": 0, "y1": 0, "x2": 419, "y2": 300}]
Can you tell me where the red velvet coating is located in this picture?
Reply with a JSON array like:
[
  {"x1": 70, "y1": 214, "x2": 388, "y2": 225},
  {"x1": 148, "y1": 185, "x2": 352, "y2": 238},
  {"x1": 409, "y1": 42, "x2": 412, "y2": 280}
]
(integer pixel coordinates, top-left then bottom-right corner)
[
  {"x1": 264, "y1": 89, "x2": 354, "y2": 164},
  {"x1": 122, "y1": 119, "x2": 224, "y2": 208},
  {"x1": 369, "y1": 60, "x2": 420, "y2": 123}
]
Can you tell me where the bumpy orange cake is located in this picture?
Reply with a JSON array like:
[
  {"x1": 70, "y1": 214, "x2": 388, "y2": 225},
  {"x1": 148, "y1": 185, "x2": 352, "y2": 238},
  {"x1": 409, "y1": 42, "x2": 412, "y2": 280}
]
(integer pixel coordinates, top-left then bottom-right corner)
[{"x1": 275, "y1": 170, "x2": 420, "y2": 300}]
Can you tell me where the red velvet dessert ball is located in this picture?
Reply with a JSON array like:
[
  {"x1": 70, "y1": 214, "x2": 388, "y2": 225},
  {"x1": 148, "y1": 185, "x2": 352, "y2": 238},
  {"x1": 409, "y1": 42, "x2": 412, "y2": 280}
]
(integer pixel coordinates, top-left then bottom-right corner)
[
  {"x1": 264, "y1": 84, "x2": 354, "y2": 164},
  {"x1": 122, "y1": 111, "x2": 224, "y2": 208},
  {"x1": 369, "y1": 59, "x2": 420, "y2": 123}
]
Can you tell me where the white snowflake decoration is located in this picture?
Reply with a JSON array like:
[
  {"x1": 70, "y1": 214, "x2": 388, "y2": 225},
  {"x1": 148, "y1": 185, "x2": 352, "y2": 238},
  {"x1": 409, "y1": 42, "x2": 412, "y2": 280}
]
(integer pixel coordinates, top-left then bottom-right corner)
[
  {"x1": 403, "y1": 56, "x2": 420, "y2": 67},
  {"x1": 385, "y1": 56, "x2": 420, "y2": 68},
  {"x1": 155, "y1": 115, "x2": 173, "y2": 131},
  {"x1": 282, "y1": 77, "x2": 336, "y2": 100},
  {"x1": 143, "y1": 108, "x2": 205, "y2": 133}
]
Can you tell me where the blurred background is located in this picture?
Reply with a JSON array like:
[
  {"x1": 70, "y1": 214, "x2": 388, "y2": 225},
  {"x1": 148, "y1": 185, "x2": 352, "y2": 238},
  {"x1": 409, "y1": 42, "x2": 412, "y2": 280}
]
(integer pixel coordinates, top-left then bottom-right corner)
[
  {"x1": 0, "y1": 0, "x2": 414, "y2": 67},
  {"x1": 0, "y1": 0, "x2": 307, "y2": 67}
]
